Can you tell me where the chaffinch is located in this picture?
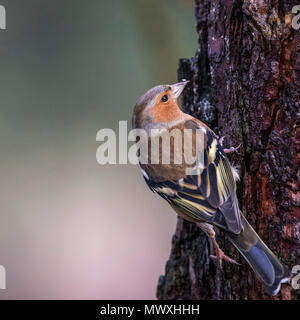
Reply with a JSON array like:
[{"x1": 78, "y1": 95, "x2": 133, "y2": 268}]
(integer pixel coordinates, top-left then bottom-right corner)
[{"x1": 132, "y1": 81, "x2": 290, "y2": 296}]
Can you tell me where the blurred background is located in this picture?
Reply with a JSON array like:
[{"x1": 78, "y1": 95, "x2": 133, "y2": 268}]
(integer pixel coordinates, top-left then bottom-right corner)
[{"x1": 0, "y1": 0, "x2": 197, "y2": 299}]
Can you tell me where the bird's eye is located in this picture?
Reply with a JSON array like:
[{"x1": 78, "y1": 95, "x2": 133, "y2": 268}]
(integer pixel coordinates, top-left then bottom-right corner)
[{"x1": 161, "y1": 95, "x2": 169, "y2": 103}]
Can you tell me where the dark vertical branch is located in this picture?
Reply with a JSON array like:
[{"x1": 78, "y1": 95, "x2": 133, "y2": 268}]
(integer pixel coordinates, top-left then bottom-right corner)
[{"x1": 157, "y1": 0, "x2": 300, "y2": 300}]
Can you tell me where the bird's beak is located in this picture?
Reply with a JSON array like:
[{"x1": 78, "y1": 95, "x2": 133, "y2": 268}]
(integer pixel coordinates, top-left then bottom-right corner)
[{"x1": 171, "y1": 80, "x2": 189, "y2": 99}]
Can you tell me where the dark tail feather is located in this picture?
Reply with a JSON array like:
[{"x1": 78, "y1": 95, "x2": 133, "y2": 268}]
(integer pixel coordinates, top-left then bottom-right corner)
[{"x1": 227, "y1": 215, "x2": 290, "y2": 296}]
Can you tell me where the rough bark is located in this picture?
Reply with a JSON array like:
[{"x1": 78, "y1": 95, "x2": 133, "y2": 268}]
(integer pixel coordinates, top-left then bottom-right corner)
[{"x1": 157, "y1": 0, "x2": 300, "y2": 300}]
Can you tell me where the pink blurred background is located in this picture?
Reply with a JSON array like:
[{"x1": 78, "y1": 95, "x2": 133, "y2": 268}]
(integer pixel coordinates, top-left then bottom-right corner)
[{"x1": 0, "y1": 0, "x2": 196, "y2": 299}]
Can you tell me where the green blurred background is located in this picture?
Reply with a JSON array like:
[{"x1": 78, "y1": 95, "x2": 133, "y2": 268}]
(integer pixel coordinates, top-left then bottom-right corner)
[{"x1": 0, "y1": 0, "x2": 197, "y2": 299}]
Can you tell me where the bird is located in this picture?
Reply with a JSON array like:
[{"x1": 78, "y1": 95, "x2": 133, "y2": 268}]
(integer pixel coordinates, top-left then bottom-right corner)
[{"x1": 132, "y1": 81, "x2": 290, "y2": 296}]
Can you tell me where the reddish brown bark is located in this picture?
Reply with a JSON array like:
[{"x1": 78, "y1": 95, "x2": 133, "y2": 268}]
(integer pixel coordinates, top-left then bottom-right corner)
[{"x1": 157, "y1": 0, "x2": 300, "y2": 300}]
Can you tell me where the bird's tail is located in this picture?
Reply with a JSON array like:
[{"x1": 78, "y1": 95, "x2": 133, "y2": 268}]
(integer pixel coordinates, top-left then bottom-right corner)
[{"x1": 226, "y1": 214, "x2": 290, "y2": 296}]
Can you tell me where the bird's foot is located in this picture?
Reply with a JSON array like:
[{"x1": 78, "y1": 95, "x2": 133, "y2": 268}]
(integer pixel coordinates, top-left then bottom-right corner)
[
  {"x1": 223, "y1": 144, "x2": 241, "y2": 154},
  {"x1": 219, "y1": 136, "x2": 241, "y2": 154},
  {"x1": 210, "y1": 236, "x2": 240, "y2": 267},
  {"x1": 209, "y1": 250, "x2": 240, "y2": 267}
]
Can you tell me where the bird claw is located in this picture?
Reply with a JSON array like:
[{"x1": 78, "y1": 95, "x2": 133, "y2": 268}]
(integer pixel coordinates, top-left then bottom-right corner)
[
  {"x1": 219, "y1": 136, "x2": 241, "y2": 154},
  {"x1": 224, "y1": 144, "x2": 241, "y2": 154},
  {"x1": 210, "y1": 236, "x2": 240, "y2": 267},
  {"x1": 210, "y1": 252, "x2": 240, "y2": 267}
]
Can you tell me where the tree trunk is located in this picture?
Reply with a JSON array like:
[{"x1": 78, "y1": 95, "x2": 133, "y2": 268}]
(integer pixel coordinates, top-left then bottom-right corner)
[{"x1": 157, "y1": 0, "x2": 300, "y2": 300}]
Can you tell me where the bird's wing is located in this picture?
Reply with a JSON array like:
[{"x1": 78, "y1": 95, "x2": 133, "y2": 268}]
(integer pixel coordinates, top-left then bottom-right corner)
[{"x1": 142, "y1": 119, "x2": 243, "y2": 234}]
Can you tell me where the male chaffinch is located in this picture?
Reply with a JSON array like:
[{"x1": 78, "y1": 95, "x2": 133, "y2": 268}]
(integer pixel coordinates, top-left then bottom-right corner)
[{"x1": 132, "y1": 81, "x2": 290, "y2": 296}]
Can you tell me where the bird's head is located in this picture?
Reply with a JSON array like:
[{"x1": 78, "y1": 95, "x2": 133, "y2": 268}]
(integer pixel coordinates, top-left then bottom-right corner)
[{"x1": 132, "y1": 81, "x2": 189, "y2": 130}]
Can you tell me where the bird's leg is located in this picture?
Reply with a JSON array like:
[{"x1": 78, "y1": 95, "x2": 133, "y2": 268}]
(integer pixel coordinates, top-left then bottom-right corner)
[
  {"x1": 211, "y1": 241, "x2": 240, "y2": 267},
  {"x1": 209, "y1": 235, "x2": 240, "y2": 267},
  {"x1": 196, "y1": 222, "x2": 239, "y2": 267}
]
